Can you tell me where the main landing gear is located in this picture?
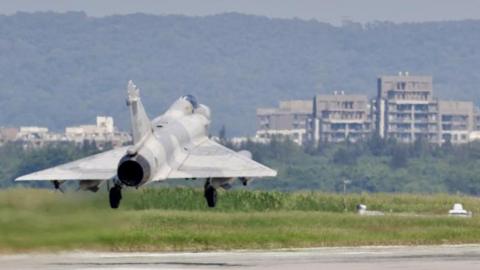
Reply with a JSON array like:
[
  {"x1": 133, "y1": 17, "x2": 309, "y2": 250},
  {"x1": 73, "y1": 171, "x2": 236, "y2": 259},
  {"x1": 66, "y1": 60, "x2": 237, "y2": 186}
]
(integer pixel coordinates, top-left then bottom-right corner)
[
  {"x1": 204, "y1": 178, "x2": 217, "y2": 208},
  {"x1": 109, "y1": 185, "x2": 122, "y2": 209},
  {"x1": 52, "y1": 180, "x2": 64, "y2": 193}
]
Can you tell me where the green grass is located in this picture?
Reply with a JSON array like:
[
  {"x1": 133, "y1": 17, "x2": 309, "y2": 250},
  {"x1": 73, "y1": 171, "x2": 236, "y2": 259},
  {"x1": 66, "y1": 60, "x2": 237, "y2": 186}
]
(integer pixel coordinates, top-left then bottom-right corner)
[{"x1": 0, "y1": 188, "x2": 480, "y2": 252}]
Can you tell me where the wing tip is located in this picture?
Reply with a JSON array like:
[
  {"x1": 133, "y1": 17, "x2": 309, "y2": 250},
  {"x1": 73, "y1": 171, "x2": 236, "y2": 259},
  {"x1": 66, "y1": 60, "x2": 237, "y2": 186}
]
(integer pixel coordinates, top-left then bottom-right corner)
[
  {"x1": 262, "y1": 165, "x2": 277, "y2": 177},
  {"x1": 15, "y1": 176, "x2": 29, "y2": 181},
  {"x1": 15, "y1": 171, "x2": 43, "y2": 181},
  {"x1": 267, "y1": 169, "x2": 278, "y2": 177},
  {"x1": 255, "y1": 168, "x2": 277, "y2": 178}
]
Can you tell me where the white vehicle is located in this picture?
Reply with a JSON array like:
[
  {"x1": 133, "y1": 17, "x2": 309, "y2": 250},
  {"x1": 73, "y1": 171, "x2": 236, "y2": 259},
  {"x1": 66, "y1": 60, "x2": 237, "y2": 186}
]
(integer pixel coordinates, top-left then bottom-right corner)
[
  {"x1": 16, "y1": 81, "x2": 277, "y2": 208},
  {"x1": 448, "y1": 203, "x2": 472, "y2": 217}
]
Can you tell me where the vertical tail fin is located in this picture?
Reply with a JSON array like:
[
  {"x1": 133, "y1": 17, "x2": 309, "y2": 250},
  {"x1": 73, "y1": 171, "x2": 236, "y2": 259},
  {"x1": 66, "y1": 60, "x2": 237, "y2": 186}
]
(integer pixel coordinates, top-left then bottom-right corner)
[{"x1": 127, "y1": 80, "x2": 152, "y2": 144}]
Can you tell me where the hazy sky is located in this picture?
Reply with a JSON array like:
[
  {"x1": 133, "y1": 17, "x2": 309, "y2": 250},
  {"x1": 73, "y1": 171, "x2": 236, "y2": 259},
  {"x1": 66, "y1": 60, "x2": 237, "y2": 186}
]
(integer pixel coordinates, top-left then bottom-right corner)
[{"x1": 1, "y1": 0, "x2": 480, "y2": 25}]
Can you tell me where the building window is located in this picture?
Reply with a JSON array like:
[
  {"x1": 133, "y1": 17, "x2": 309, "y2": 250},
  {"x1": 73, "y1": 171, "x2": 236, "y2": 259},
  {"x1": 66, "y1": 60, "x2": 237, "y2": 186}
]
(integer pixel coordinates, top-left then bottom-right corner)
[{"x1": 442, "y1": 115, "x2": 452, "y2": 122}]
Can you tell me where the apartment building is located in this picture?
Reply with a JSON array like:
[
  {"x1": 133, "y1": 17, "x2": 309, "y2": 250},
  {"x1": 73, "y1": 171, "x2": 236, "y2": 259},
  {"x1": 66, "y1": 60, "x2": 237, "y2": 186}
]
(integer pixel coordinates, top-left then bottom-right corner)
[
  {"x1": 255, "y1": 73, "x2": 479, "y2": 146},
  {"x1": 438, "y1": 101, "x2": 476, "y2": 144},
  {"x1": 375, "y1": 73, "x2": 440, "y2": 144},
  {"x1": 256, "y1": 100, "x2": 312, "y2": 145},
  {"x1": 311, "y1": 92, "x2": 371, "y2": 145}
]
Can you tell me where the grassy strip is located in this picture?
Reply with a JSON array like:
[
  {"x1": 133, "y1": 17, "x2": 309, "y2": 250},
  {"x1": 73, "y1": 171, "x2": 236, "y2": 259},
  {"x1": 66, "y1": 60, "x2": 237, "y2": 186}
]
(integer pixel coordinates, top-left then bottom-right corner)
[
  {"x1": 126, "y1": 188, "x2": 480, "y2": 214},
  {"x1": 0, "y1": 188, "x2": 479, "y2": 252}
]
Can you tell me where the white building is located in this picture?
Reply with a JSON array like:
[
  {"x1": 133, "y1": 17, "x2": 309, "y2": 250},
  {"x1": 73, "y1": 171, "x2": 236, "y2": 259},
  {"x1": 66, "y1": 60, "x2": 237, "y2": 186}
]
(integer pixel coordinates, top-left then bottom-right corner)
[
  {"x1": 65, "y1": 116, "x2": 130, "y2": 148},
  {"x1": 18, "y1": 126, "x2": 49, "y2": 136},
  {"x1": 16, "y1": 126, "x2": 61, "y2": 148},
  {"x1": 65, "y1": 116, "x2": 115, "y2": 140}
]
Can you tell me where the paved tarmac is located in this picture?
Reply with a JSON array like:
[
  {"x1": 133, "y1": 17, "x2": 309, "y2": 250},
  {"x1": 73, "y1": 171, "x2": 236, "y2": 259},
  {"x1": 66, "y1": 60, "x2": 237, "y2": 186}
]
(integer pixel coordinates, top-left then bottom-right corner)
[{"x1": 1, "y1": 245, "x2": 480, "y2": 269}]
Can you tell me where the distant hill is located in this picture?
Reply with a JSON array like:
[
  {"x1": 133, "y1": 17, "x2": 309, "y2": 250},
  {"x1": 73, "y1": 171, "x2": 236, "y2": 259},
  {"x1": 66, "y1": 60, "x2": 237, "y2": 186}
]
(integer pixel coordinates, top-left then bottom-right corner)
[{"x1": 1, "y1": 12, "x2": 480, "y2": 135}]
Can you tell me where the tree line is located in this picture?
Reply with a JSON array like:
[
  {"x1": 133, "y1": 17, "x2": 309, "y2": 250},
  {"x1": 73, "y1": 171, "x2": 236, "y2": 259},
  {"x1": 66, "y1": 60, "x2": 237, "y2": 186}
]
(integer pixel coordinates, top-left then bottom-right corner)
[
  {"x1": 229, "y1": 136, "x2": 480, "y2": 195},
  {"x1": 1, "y1": 136, "x2": 480, "y2": 195}
]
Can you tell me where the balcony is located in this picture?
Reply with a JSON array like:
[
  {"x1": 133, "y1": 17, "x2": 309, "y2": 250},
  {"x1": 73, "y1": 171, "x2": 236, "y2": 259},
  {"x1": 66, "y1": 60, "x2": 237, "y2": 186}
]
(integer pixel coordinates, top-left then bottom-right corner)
[
  {"x1": 390, "y1": 118, "x2": 412, "y2": 123},
  {"x1": 414, "y1": 118, "x2": 429, "y2": 123},
  {"x1": 388, "y1": 128, "x2": 412, "y2": 133}
]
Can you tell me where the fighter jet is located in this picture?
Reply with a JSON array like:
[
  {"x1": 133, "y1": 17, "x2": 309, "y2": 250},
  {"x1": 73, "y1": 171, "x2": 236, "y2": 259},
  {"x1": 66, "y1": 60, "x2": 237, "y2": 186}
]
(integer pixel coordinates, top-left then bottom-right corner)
[{"x1": 15, "y1": 81, "x2": 277, "y2": 208}]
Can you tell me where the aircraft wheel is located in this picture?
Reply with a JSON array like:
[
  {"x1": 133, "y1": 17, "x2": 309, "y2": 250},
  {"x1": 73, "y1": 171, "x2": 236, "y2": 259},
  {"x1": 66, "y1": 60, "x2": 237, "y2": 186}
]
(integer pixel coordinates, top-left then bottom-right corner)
[
  {"x1": 109, "y1": 186, "x2": 122, "y2": 209},
  {"x1": 204, "y1": 185, "x2": 217, "y2": 208}
]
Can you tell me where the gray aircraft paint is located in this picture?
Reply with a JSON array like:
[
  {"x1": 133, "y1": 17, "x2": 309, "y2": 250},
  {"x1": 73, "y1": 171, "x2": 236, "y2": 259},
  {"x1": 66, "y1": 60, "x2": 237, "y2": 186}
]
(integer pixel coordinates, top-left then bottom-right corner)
[{"x1": 16, "y1": 81, "x2": 276, "y2": 191}]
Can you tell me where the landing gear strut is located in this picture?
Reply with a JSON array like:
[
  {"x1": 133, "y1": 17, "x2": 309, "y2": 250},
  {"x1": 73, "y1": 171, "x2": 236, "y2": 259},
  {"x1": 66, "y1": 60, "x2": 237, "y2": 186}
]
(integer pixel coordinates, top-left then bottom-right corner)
[
  {"x1": 109, "y1": 185, "x2": 122, "y2": 209},
  {"x1": 52, "y1": 180, "x2": 64, "y2": 193},
  {"x1": 204, "y1": 178, "x2": 217, "y2": 208}
]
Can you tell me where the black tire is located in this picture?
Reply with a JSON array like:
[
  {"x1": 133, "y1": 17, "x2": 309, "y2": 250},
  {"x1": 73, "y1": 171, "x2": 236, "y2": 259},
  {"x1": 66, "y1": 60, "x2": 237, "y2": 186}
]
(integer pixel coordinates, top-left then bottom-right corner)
[
  {"x1": 204, "y1": 186, "x2": 217, "y2": 208},
  {"x1": 109, "y1": 186, "x2": 122, "y2": 209}
]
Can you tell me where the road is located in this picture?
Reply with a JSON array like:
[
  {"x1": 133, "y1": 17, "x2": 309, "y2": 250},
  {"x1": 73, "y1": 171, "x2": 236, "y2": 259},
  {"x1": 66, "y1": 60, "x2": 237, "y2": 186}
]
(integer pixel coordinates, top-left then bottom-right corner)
[{"x1": 1, "y1": 245, "x2": 480, "y2": 269}]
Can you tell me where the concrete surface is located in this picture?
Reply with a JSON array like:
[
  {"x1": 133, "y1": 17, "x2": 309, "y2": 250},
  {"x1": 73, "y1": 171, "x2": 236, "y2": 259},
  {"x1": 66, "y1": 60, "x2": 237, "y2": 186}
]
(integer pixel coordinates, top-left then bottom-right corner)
[{"x1": 1, "y1": 245, "x2": 480, "y2": 269}]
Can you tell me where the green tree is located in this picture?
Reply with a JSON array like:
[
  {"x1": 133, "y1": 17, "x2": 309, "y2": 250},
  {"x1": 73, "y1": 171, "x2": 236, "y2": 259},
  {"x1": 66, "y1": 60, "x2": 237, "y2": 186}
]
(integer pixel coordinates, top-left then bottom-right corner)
[{"x1": 390, "y1": 145, "x2": 409, "y2": 169}]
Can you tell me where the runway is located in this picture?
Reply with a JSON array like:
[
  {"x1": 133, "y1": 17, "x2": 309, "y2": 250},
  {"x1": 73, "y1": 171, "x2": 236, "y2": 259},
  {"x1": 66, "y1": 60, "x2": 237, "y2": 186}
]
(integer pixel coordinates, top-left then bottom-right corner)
[{"x1": 1, "y1": 245, "x2": 480, "y2": 269}]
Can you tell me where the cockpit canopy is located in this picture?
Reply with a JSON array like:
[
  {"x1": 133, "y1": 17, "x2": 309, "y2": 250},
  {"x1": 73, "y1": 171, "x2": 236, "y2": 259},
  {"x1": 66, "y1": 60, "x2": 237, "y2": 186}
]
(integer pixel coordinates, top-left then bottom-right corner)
[
  {"x1": 163, "y1": 94, "x2": 204, "y2": 120},
  {"x1": 181, "y1": 95, "x2": 199, "y2": 109}
]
